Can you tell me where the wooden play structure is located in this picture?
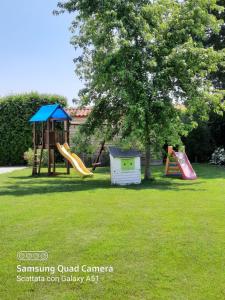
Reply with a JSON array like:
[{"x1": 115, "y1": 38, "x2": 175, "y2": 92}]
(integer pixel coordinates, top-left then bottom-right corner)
[
  {"x1": 29, "y1": 104, "x2": 72, "y2": 176},
  {"x1": 29, "y1": 104, "x2": 93, "y2": 177},
  {"x1": 165, "y1": 146, "x2": 197, "y2": 180}
]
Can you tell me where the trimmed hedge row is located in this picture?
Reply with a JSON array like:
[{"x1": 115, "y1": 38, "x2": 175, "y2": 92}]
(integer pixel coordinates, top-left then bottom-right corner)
[{"x1": 0, "y1": 92, "x2": 67, "y2": 165}]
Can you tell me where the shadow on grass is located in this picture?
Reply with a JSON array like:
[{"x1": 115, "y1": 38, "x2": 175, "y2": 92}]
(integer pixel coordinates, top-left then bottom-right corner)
[
  {"x1": 0, "y1": 163, "x2": 222, "y2": 198},
  {"x1": 0, "y1": 172, "x2": 205, "y2": 197},
  {"x1": 2, "y1": 163, "x2": 224, "y2": 198},
  {"x1": 194, "y1": 164, "x2": 225, "y2": 179}
]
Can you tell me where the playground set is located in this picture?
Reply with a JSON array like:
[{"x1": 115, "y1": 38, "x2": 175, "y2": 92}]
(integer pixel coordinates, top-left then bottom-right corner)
[
  {"x1": 29, "y1": 104, "x2": 197, "y2": 181},
  {"x1": 29, "y1": 104, "x2": 93, "y2": 177}
]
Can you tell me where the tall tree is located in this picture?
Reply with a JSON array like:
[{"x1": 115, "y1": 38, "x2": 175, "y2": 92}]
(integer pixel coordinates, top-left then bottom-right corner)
[
  {"x1": 56, "y1": 0, "x2": 224, "y2": 179},
  {"x1": 207, "y1": 0, "x2": 225, "y2": 89}
]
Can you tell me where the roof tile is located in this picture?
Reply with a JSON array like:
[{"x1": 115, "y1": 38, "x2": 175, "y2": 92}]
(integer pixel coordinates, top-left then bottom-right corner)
[{"x1": 66, "y1": 107, "x2": 92, "y2": 117}]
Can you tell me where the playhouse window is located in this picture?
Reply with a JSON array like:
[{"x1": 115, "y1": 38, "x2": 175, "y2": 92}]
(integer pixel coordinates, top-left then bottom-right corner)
[{"x1": 121, "y1": 158, "x2": 135, "y2": 171}]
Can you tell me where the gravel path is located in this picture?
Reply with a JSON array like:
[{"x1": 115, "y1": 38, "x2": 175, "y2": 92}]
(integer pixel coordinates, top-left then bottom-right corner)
[{"x1": 0, "y1": 167, "x2": 27, "y2": 174}]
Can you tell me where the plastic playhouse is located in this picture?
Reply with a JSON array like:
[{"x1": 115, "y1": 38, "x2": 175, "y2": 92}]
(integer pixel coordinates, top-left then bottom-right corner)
[{"x1": 108, "y1": 146, "x2": 141, "y2": 185}]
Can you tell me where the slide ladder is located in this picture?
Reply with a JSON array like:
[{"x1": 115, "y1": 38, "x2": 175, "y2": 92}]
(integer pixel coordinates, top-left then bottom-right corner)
[{"x1": 165, "y1": 146, "x2": 197, "y2": 180}]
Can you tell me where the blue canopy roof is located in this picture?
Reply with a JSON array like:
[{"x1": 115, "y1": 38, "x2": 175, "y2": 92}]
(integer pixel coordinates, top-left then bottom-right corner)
[{"x1": 29, "y1": 104, "x2": 72, "y2": 122}]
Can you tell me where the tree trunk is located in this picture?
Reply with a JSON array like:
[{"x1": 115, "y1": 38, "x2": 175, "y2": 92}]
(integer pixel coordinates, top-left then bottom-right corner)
[{"x1": 144, "y1": 141, "x2": 151, "y2": 180}]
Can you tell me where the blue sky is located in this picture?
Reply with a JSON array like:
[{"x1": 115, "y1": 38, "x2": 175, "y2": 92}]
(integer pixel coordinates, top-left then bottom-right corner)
[{"x1": 0, "y1": 0, "x2": 83, "y2": 104}]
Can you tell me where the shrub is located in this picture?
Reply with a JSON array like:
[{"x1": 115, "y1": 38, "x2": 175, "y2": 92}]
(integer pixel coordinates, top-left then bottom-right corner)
[
  {"x1": 72, "y1": 130, "x2": 97, "y2": 156},
  {"x1": 183, "y1": 123, "x2": 215, "y2": 162},
  {"x1": 210, "y1": 147, "x2": 225, "y2": 165},
  {"x1": 0, "y1": 92, "x2": 67, "y2": 165},
  {"x1": 24, "y1": 148, "x2": 49, "y2": 166}
]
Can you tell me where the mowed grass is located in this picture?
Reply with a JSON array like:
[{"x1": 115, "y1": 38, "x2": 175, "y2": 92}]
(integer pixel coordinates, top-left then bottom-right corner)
[{"x1": 0, "y1": 164, "x2": 225, "y2": 300}]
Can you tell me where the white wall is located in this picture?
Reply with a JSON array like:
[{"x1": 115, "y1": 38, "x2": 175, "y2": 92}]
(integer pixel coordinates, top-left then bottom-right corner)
[{"x1": 110, "y1": 155, "x2": 141, "y2": 185}]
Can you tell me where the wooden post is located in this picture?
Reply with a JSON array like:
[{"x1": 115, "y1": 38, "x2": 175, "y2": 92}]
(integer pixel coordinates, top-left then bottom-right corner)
[
  {"x1": 38, "y1": 148, "x2": 43, "y2": 175},
  {"x1": 32, "y1": 123, "x2": 37, "y2": 176},
  {"x1": 66, "y1": 120, "x2": 70, "y2": 174},
  {"x1": 38, "y1": 122, "x2": 44, "y2": 175},
  {"x1": 32, "y1": 122, "x2": 36, "y2": 149},
  {"x1": 165, "y1": 146, "x2": 173, "y2": 175},
  {"x1": 66, "y1": 120, "x2": 70, "y2": 145},
  {"x1": 47, "y1": 120, "x2": 51, "y2": 175},
  {"x1": 92, "y1": 140, "x2": 105, "y2": 171},
  {"x1": 52, "y1": 120, "x2": 56, "y2": 174},
  {"x1": 41, "y1": 122, "x2": 44, "y2": 147}
]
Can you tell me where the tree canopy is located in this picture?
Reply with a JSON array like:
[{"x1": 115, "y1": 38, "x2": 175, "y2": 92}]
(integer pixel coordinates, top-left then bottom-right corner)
[
  {"x1": 207, "y1": 0, "x2": 225, "y2": 89},
  {"x1": 57, "y1": 0, "x2": 225, "y2": 178}
]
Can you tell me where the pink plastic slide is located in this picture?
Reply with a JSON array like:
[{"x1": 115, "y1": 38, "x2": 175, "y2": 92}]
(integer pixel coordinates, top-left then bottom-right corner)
[{"x1": 174, "y1": 151, "x2": 197, "y2": 180}]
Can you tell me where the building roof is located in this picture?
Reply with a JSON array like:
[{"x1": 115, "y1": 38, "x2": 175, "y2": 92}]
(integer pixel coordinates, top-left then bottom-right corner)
[
  {"x1": 66, "y1": 107, "x2": 92, "y2": 117},
  {"x1": 66, "y1": 104, "x2": 186, "y2": 119},
  {"x1": 29, "y1": 104, "x2": 72, "y2": 123},
  {"x1": 108, "y1": 146, "x2": 141, "y2": 158}
]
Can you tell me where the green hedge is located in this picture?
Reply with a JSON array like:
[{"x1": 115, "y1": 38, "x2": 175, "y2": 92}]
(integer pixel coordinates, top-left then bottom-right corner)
[{"x1": 0, "y1": 92, "x2": 67, "y2": 165}]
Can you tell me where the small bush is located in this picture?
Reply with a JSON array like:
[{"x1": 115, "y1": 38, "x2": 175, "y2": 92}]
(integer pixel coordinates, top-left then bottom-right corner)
[
  {"x1": 24, "y1": 148, "x2": 48, "y2": 166},
  {"x1": 210, "y1": 147, "x2": 225, "y2": 165}
]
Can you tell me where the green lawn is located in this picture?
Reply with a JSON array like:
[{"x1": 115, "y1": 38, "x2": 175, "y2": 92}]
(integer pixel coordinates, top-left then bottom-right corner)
[{"x1": 0, "y1": 164, "x2": 225, "y2": 300}]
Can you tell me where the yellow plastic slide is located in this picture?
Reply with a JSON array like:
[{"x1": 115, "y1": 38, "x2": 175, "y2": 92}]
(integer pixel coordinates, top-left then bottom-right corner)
[{"x1": 56, "y1": 143, "x2": 93, "y2": 177}]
